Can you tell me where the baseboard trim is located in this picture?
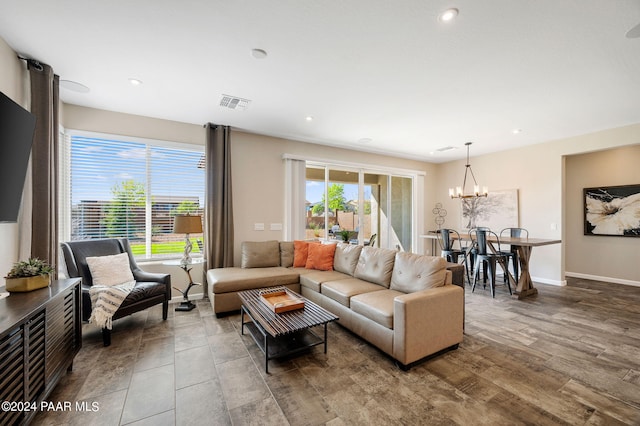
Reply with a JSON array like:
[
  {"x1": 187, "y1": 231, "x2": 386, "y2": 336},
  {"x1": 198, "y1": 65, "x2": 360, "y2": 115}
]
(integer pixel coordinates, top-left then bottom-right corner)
[
  {"x1": 171, "y1": 293, "x2": 204, "y2": 303},
  {"x1": 531, "y1": 277, "x2": 566, "y2": 286},
  {"x1": 565, "y1": 272, "x2": 640, "y2": 288}
]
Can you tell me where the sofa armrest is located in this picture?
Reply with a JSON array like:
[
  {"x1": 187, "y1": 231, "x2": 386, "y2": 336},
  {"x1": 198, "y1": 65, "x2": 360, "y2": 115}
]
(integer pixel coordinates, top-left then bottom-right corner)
[
  {"x1": 393, "y1": 285, "x2": 463, "y2": 365},
  {"x1": 444, "y1": 270, "x2": 452, "y2": 285}
]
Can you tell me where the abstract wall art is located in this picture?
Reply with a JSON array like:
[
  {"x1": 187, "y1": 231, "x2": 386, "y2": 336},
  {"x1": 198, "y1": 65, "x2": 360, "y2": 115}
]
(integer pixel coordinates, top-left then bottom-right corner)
[{"x1": 584, "y1": 184, "x2": 640, "y2": 237}]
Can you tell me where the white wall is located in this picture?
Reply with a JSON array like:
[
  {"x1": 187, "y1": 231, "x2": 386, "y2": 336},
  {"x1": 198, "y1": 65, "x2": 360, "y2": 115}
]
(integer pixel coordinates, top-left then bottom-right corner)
[
  {"x1": 435, "y1": 124, "x2": 640, "y2": 285},
  {"x1": 0, "y1": 37, "x2": 29, "y2": 278},
  {"x1": 63, "y1": 104, "x2": 204, "y2": 145}
]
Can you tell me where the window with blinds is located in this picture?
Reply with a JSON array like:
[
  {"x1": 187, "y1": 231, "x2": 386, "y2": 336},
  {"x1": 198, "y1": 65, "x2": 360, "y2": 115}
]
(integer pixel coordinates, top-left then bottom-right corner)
[{"x1": 64, "y1": 134, "x2": 205, "y2": 260}]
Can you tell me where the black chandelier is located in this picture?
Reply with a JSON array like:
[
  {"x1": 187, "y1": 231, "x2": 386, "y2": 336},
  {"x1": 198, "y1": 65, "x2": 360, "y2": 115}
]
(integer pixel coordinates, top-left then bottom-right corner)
[{"x1": 449, "y1": 142, "x2": 488, "y2": 199}]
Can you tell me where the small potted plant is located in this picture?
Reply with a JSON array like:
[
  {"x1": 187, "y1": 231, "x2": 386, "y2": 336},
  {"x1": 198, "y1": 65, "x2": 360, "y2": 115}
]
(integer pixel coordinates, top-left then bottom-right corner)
[
  {"x1": 338, "y1": 229, "x2": 352, "y2": 242},
  {"x1": 5, "y1": 258, "x2": 53, "y2": 292}
]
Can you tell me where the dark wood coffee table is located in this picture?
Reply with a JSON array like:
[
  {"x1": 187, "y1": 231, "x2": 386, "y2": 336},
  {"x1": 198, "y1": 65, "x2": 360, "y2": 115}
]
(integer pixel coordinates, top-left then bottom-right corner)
[{"x1": 239, "y1": 287, "x2": 338, "y2": 373}]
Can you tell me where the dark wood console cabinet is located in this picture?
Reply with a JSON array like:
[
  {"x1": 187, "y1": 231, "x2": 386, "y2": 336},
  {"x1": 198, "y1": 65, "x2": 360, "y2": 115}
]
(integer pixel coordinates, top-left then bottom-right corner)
[{"x1": 0, "y1": 278, "x2": 82, "y2": 425}]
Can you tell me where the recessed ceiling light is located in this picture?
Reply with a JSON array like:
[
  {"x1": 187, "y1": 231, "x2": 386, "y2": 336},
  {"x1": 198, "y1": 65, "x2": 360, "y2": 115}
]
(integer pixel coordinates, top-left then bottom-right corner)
[
  {"x1": 128, "y1": 78, "x2": 143, "y2": 86},
  {"x1": 305, "y1": 116, "x2": 314, "y2": 122},
  {"x1": 512, "y1": 129, "x2": 522, "y2": 134},
  {"x1": 438, "y1": 8, "x2": 459, "y2": 22},
  {"x1": 60, "y1": 80, "x2": 90, "y2": 93},
  {"x1": 251, "y1": 48, "x2": 268, "y2": 59}
]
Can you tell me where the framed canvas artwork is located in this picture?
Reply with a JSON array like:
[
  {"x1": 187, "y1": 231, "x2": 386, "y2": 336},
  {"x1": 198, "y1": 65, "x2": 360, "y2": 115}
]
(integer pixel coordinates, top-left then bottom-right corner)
[
  {"x1": 460, "y1": 189, "x2": 518, "y2": 231},
  {"x1": 584, "y1": 184, "x2": 640, "y2": 237}
]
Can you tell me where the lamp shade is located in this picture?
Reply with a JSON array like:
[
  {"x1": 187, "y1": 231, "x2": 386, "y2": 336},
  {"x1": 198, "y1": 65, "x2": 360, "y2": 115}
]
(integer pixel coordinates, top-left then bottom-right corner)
[{"x1": 173, "y1": 215, "x2": 203, "y2": 234}]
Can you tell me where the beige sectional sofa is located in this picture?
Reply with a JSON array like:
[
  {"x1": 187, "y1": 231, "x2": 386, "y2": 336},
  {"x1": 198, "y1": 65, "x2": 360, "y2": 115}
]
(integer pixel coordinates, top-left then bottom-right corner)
[{"x1": 207, "y1": 240, "x2": 464, "y2": 368}]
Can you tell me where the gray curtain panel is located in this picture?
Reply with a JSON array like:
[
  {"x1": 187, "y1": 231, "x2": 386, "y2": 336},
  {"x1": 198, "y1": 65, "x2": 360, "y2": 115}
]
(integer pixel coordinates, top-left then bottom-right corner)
[
  {"x1": 204, "y1": 123, "x2": 234, "y2": 275},
  {"x1": 27, "y1": 60, "x2": 59, "y2": 276}
]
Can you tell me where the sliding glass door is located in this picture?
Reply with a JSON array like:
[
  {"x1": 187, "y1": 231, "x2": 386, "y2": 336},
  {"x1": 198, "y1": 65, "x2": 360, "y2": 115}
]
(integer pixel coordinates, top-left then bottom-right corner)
[
  {"x1": 305, "y1": 163, "x2": 414, "y2": 251},
  {"x1": 391, "y1": 176, "x2": 413, "y2": 252}
]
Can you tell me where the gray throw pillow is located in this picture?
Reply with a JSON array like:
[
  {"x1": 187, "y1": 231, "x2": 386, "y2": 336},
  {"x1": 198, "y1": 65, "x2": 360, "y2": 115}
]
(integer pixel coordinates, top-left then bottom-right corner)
[
  {"x1": 333, "y1": 243, "x2": 362, "y2": 275},
  {"x1": 353, "y1": 246, "x2": 396, "y2": 288},
  {"x1": 241, "y1": 240, "x2": 280, "y2": 268},
  {"x1": 279, "y1": 241, "x2": 295, "y2": 268},
  {"x1": 390, "y1": 252, "x2": 447, "y2": 293}
]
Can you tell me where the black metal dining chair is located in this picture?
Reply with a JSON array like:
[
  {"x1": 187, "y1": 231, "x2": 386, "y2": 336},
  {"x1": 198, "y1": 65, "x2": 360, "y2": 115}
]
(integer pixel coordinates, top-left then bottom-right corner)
[
  {"x1": 468, "y1": 226, "x2": 491, "y2": 283},
  {"x1": 437, "y1": 228, "x2": 471, "y2": 284},
  {"x1": 470, "y1": 229, "x2": 512, "y2": 297},
  {"x1": 499, "y1": 227, "x2": 529, "y2": 284}
]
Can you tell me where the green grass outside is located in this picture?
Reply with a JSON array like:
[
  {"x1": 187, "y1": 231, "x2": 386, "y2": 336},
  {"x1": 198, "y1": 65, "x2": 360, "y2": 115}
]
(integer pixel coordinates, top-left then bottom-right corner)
[{"x1": 129, "y1": 238, "x2": 202, "y2": 255}]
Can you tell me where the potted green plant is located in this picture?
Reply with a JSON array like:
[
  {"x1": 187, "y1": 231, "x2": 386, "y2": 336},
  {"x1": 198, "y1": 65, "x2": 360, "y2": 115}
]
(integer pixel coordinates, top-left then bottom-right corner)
[
  {"x1": 5, "y1": 258, "x2": 53, "y2": 292},
  {"x1": 338, "y1": 229, "x2": 352, "y2": 242}
]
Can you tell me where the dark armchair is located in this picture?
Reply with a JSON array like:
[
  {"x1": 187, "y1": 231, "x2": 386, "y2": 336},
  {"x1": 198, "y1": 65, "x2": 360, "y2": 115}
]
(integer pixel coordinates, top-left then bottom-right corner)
[{"x1": 61, "y1": 238, "x2": 171, "y2": 346}]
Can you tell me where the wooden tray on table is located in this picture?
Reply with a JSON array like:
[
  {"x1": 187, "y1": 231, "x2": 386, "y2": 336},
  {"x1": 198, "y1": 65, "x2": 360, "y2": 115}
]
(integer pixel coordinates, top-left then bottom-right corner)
[{"x1": 259, "y1": 288, "x2": 305, "y2": 313}]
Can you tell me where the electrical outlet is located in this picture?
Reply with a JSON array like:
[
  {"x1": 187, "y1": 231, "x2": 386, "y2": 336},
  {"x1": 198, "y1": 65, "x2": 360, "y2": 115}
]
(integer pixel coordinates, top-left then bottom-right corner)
[
  {"x1": 254, "y1": 223, "x2": 264, "y2": 231},
  {"x1": 270, "y1": 223, "x2": 283, "y2": 231}
]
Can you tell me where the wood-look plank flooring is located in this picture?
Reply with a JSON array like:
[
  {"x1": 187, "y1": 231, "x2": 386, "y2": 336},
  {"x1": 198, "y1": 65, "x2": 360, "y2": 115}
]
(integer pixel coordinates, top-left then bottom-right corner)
[{"x1": 34, "y1": 277, "x2": 640, "y2": 425}]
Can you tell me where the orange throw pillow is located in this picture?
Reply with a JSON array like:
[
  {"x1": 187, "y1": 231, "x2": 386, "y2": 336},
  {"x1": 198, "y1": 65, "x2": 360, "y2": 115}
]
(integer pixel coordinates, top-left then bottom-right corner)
[
  {"x1": 306, "y1": 243, "x2": 337, "y2": 271},
  {"x1": 293, "y1": 240, "x2": 315, "y2": 267}
]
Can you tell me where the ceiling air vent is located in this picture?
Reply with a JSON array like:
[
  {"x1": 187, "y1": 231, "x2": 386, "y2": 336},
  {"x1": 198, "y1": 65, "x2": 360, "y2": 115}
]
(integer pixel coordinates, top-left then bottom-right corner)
[
  {"x1": 220, "y1": 94, "x2": 251, "y2": 111},
  {"x1": 436, "y1": 146, "x2": 456, "y2": 152}
]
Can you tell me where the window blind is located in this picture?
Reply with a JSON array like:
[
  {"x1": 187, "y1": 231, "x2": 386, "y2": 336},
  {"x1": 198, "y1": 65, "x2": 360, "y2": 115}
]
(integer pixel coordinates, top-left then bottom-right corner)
[{"x1": 66, "y1": 134, "x2": 205, "y2": 260}]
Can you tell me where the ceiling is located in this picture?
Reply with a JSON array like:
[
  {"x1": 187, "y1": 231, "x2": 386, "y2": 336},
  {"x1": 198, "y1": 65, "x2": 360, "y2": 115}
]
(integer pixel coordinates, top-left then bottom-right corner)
[{"x1": 1, "y1": 0, "x2": 639, "y2": 163}]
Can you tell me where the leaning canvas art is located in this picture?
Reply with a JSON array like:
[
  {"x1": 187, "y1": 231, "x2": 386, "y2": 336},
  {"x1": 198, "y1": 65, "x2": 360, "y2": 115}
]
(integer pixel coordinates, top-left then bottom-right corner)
[
  {"x1": 584, "y1": 184, "x2": 640, "y2": 237},
  {"x1": 461, "y1": 189, "x2": 518, "y2": 231}
]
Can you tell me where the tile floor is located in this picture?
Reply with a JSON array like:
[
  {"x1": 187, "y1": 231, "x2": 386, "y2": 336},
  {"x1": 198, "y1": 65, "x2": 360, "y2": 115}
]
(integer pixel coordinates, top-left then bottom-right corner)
[{"x1": 34, "y1": 277, "x2": 640, "y2": 425}]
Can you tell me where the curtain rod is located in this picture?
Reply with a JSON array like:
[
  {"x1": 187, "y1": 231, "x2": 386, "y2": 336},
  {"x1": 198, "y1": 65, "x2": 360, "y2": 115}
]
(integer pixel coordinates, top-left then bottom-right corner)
[{"x1": 17, "y1": 54, "x2": 44, "y2": 71}]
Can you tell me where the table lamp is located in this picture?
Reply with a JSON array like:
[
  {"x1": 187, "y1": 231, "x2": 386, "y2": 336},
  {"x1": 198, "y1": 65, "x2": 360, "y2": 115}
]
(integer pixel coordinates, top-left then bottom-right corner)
[{"x1": 173, "y1": 214, "x2": 203, "y2": 264}]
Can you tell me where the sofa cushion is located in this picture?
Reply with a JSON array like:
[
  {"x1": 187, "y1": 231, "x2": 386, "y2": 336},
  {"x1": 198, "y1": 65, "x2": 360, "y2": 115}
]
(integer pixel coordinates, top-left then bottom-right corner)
[
  {"x1": 321, "y1": 278, "x2": 384, "y2": 307},
  {"x1": 207, "y1": 267, "x2": 298, "y2": 294},
  {"x1": 293, "y1": 240, "x2": 319, "y2": 267},
  {"x1": 390, "y1": 253, "x2": 447, "y2": 293},
  {"x1": 306, "y1": 243, "x2": 337, "y2": 271},
  {"x1": 241, "y1": 241, "x2": 280, "y2": 268},
  {"x1": 299, "y1": 270, "x2": 352, "y2": 293},
  {"x1": 333, "y1": 243, "x2": 362, "y2": 276},
  {"x1": 279, "y1": 241, "x2": 294, "y2": 267},
  {"x1": 353, "y1": 246, "x2": 396, "y2": 288},
  {"x1": 289, "y1": 266, "x2": 314, "y2": 275},
  {"x1": 350, "y1": 289, "x2": 405, "y2": 329}
]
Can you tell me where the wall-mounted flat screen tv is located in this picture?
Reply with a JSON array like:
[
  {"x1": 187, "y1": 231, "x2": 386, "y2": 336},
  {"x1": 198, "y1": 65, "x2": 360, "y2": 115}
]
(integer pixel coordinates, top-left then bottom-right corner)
[{"x1": 0, "y1": 90, "x2": 36, "y2": 222}]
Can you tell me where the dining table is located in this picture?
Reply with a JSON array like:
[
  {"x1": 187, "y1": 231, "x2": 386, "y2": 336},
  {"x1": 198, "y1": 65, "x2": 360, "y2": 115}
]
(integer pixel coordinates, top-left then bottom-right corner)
[{"x1": 420, "y1": 231, "x2": 561, "y2": 299}]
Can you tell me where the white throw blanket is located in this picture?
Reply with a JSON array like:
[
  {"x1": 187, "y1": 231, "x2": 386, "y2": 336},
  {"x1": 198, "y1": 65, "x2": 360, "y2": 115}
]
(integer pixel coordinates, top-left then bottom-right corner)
[{"x1": 89, "y1": 280, "x2": 135, "y2": 330}]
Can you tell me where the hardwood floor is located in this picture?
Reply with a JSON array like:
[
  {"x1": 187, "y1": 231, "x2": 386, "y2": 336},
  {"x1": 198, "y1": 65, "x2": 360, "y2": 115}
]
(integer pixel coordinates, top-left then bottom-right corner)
[{"x1": 34, "y1": 277, "x2": 640, "y2": 425}]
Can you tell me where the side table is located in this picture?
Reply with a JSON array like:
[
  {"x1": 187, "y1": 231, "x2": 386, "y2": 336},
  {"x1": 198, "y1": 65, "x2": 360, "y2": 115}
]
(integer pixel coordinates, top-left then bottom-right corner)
[{"x1": 163, "y1": 258, "x2": 206, "y2": 311}]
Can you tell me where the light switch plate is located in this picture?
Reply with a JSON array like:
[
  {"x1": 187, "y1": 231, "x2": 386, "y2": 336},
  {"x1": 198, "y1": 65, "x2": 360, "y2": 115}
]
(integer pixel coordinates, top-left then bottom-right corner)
[
  {"x1": 254, "y1": 223, "x2": 265, "y2": 231},
  {"x1": 270, "y1": 223, "x2": 283, "y2": 231}
]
